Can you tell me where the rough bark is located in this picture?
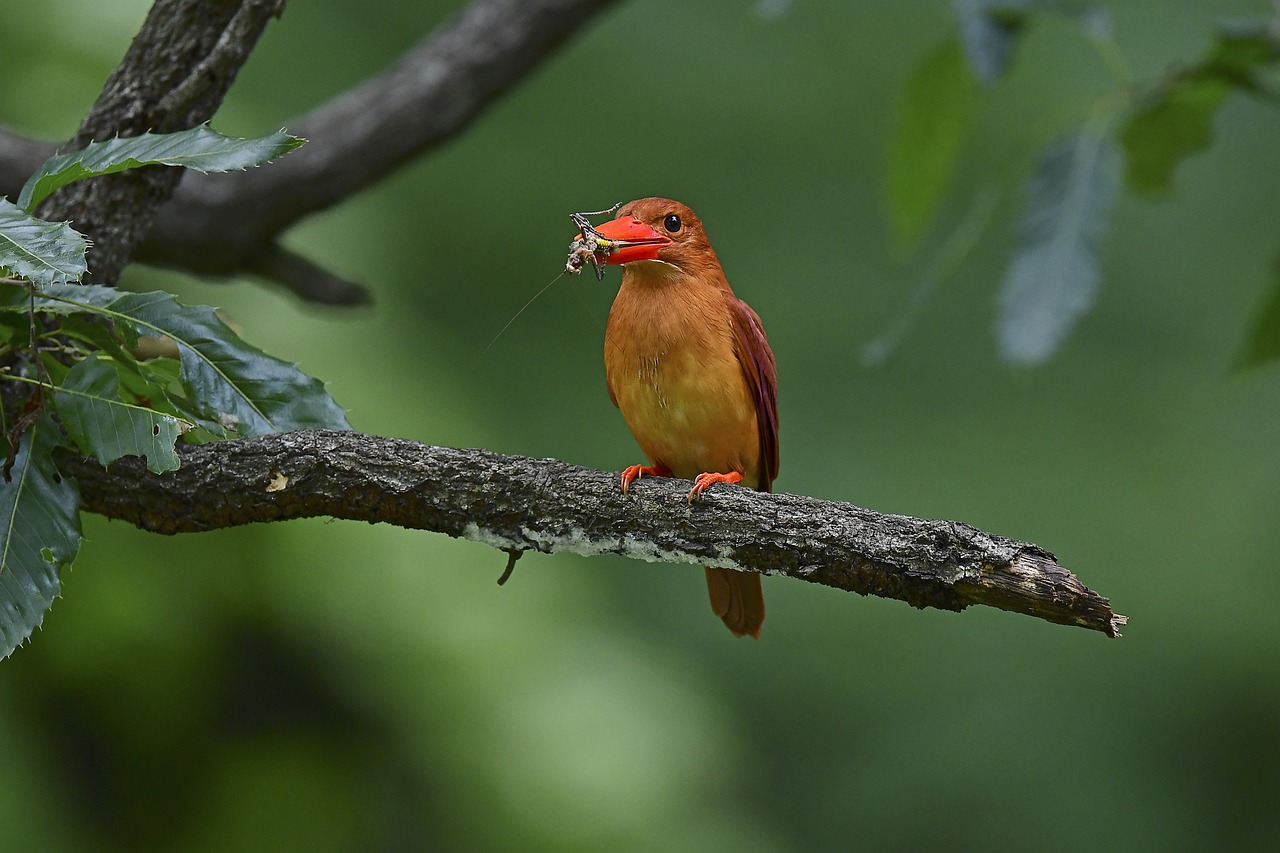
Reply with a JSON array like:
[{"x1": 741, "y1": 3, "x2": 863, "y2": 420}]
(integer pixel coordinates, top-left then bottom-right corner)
[
  {"x1": 35, "y1": 0, "x2": 287, "y2": 287},
  {"x1": 2, "y1": 0, "x2": 623, "y2": 303},
  {"x1": 58, "y1": 430, "x2": 1127, "y2": 637}
]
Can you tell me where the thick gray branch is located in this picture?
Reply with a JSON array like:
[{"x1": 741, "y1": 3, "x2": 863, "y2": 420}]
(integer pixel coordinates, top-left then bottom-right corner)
[
  {"x1": 37, "y1": 0, "x2": 287, "y2": 286},
  {"x1": 59, "y1": 430, "x2": 1127, "y2": 637},
  {"x1": 1, "y1": 0, "x2": 621, "y2": 303},
  {"x1": 148, "y1": 0, "x2": 621, "y2": 255},
  {"x1": 0, "y1": 127, "x2": 50, "y2": 183}
]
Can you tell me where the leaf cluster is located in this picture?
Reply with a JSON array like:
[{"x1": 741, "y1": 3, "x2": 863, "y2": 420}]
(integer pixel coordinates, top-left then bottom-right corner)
[
  {"x1": 0, "y1": 126, "x2": 348, "y2": 659},
  {"x1": 882, "y1": 2, "x2": 1280, "y2": 366}
]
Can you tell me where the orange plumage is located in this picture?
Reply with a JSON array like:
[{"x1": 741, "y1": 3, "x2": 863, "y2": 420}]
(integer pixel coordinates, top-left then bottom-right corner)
[{"x1": 588, "y1": 198, "x2": 778, "y2": 637}]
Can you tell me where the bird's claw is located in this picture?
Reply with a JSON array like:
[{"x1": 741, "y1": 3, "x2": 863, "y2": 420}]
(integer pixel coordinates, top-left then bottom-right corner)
[
  {"x1": 687, "y1": 470, "x2": 745, "y2": 503},
  {"x1": 620, "y1": 463, "x2": 669, "y2": 495}
]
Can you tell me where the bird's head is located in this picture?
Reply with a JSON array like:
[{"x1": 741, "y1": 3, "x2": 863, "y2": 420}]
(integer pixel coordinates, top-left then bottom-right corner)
[{"x1": 587, "y1": 198, "x2": 723, "y2": 280}]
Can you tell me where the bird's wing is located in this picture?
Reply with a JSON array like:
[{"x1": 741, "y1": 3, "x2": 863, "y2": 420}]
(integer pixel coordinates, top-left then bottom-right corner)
[{"x1": 726, "y1": 293, "x2": 779, "y2": 492}]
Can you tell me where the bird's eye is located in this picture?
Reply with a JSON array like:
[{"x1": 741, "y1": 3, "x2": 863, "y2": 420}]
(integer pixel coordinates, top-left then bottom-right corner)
[{"x1": 663, "y1": 214, "x2": 682, "y2": 233}]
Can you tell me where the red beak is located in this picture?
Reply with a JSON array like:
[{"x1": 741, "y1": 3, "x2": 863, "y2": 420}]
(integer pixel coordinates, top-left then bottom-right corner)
[{"x1": 590, "y1": 216, "x2": 672, "y2": 264}]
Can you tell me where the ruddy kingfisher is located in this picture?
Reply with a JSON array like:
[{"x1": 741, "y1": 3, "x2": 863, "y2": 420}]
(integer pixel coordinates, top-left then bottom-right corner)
[{"x1": 572, "y1": 198, "x2": 779, "y2": 637}]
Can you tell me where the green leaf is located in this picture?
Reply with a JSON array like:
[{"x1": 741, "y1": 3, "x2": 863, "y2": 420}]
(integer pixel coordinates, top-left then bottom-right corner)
[
  {"x1": 1203, "y1": 20, "x2": 1280, "y2": 80},
  {"x1": 1235, "y1": 254, "x2": 1280, "y2": 369},
  {"x1": 0, "y1": 283, "x2": 350, "y2": 435},
  {"x1": 0, "y1": 311, "x2": 21, "y2": 345},
  {"x1": 0, "y1": 416, "x2": 82, "y2": 660},
  {"x1": 56, "y1": 314, "x2": 142, "y2": 374},
  {"x1": 0, "y1": 198, "x2": 88, "y2": 287},
  {"x1": 18, "y1": 125, "x2": 305, "y2": 211},
  {"x1": 1121, "y1": 75, "x2": 1233, "y2": 195},
  {"x1": 116, "y1": 356, "x2": 194, "y2": 423},
  {"x1": 37, "y1": 352, "x2": 71, "y2": 387},
  {"x1": 52, "y1": 353, "x2": 187, "y2": 473},
  {"x1": 135, "y1": 355, "x2": 182, "y2": 389},
  {"x1": 1121, "y1": 22, "x2": 1280, "y2": 195},
  {"x1": 997, "y1": 130, "x2": 1119, "y2": 365},
  {"x1": 887, "y1": 35, "x2": 980, "y2": 244}
]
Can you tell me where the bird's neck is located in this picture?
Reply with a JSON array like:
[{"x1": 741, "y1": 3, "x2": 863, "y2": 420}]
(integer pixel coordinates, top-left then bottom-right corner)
[
  {"x1": 618, "y1": 258, "x2": 730, "y2": 293},
  {"x1": 610, "y1": 262, "x2": 732, "y2": 357}
]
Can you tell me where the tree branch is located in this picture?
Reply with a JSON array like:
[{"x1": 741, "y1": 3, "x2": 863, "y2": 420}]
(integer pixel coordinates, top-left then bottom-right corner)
[
  {"x1": 38, "y1": 0, "x2": 287, "y2": 286},
  {"x1": 58, "y1": 430, "x2": 1127, "y2": 637},
  {"x1": 0, "y1": 127, "x2": 51, "y2": 184},
  {"x1": 1, "y1": 0, "x2": 623, "y2": 303}
]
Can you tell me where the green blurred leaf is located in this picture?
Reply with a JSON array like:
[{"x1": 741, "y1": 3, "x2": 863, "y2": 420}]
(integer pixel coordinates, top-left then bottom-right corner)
[
  {"x1": 0, "y1": 198, "x2": 88, "y2": 287},
  {"x1": 18, "y1": 125, "x2": 305, "y2": 211},
  {"x1": 0, "y1": 283, "x2": 350, "y2": 435},
  {"x1": 1235, "y1": 254, "x2": 1280, "y2": 369},
  {"x1": 1121, "y1": 75, "x2": 1232, "y2": 195},
  {"x1": 887, "y1": 35, "x2": 980, "y2": 243},
  {"x1": 0, "y1": 415, "x2": 82, "y2": 660},
  {"x1": 952, "y1": 0, "x2": 1031, "y2": 84},
  {"x1": 1203, "y1": 20, "x2": 1280, "y2": 79},
  {"x1": 997, "y1": 130, "x2": 1119, "y2": 365},
  {"x1": 0, "y1": 311, "x2": 20, "y2": 345},
  {"x1": 52, "y1": 353, "x2": 187, "y2": 473},
  {"x1": 1121, "y1": 22, "x2": 1280, "y2": 194}
]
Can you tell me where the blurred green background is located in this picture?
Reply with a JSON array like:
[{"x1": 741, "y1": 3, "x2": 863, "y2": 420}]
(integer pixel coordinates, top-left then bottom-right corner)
[{"x1": 4, "y1": 0, "x2": 1280, "y2": 849}]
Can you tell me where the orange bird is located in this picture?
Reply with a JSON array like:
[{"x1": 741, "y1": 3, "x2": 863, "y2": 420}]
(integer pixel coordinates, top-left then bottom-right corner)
[{"x1": 583, "y1": 198, "x2": 778, "y2": 638}]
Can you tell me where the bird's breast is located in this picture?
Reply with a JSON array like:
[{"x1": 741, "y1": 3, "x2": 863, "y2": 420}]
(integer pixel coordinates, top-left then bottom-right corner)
[{"x1": 604, "y1": 274, "x2": 761, "y2": 486}]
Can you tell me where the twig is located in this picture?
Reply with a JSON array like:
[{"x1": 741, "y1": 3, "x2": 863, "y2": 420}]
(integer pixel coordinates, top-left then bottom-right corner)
[{"x1": 497, "y1": 548, "x2": 524, "y2": 585}]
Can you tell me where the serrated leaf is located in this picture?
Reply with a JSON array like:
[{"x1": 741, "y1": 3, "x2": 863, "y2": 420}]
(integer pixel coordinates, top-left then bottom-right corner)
[
  {"x1": 952, "y1": 0, "x2": 1032, "y2": 84},
  {"x1": 18, "y1": 125, "x2": 305, "y2": 211},
  {"x1": 997, "y1": 130, "x2": 1119, "y2": 365},
  {"x1": 52, "y1": 354, "x2": 186, "y2": 473},
  {"x1": 0, "y1": 283, "x2": 350, "y2": 435},
  {"x1": 0, "y1": 416, "x2": 82, "y2": 660},
  {"x1": 887, "y1": 35, "x2": 980, "y2": 244},
  {"x1": 0, "y1": 198, "x2": 88, "y2": 287},
  {"x1": 1121, "y1": 22, "x2": 1280, "y2": 195},
  {"x1": 1234, "y1": 253, "x2": 1280, "y2": 369}
]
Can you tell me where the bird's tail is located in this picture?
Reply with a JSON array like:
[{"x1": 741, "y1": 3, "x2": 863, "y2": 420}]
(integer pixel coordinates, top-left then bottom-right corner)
[{"x1": 704, "y1": 567, "x2": 765, "y2": 638}]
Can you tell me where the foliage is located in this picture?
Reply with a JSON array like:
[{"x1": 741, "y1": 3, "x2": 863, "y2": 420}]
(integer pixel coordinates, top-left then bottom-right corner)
[
  {"x1": 0, "y1": 415, "x2": 81, "y2": 657},
  {"x1": 0, "y1": 198, "x2": 87, "y2": 286},
  {"x1": 0, "y1": 126, "x2": 348, "y2": 659},
  {"x1": 1121, "y1": 21, "x2": 1280, "y2": 195},
  {"x1": 997, "y1": 131, "x2": 1119, "y2": 364},
  {"x1": 53, "y1": 353, "x2": 187, "y2": 473},
  {"x1": 4, "y1": 284, "x2": 353, "y2": 436},
  {"x1": 17, "y1": 125, "x2": 304, "y2": 211},
  {"x1": 1236, "y1": 256, "x2": 1280, "y2": 368},
  {"x1": 884, "y1": 3, "x2": 1280, "y2": 366},
  {"x1": 886, "y1": 35, "x2": 979, "y2": 244}
]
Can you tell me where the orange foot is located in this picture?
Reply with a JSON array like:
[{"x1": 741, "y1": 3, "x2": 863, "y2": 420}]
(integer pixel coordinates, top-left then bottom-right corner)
[
  {"x1": 621, "y1": 463, "x2": 671, "y2": 495},
  {"x1": 688, "y1": 470, "x2": 744, "y2": 503}
]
